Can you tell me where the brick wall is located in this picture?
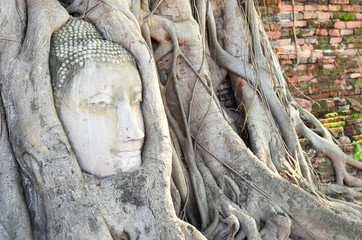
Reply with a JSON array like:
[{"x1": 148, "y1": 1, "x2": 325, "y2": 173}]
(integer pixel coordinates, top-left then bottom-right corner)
[{"x1": 260, "y1": 0, "x2": 361, "y2": 113}]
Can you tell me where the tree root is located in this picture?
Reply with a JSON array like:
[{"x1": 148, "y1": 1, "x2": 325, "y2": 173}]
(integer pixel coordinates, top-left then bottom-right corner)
[
  {"x1": 290, "y1": 104, "x2": 362, "y2": 187},
  {"x1": 197, "y1": 160, "x2": 261, "y2": 240}
]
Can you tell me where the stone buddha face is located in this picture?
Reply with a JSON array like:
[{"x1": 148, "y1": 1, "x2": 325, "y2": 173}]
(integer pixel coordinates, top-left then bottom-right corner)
[
  {"x1": 50, "y1": 19, "x2": 144, "y2": 177},
  {"x1": 57, "y1": 62, "x2": 144, "y2": 177}
]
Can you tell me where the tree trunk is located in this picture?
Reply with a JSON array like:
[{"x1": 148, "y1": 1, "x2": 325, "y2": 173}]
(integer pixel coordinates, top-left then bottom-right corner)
[{"x1": 0, "y1": 0, "x2": 361, "y2": 239}]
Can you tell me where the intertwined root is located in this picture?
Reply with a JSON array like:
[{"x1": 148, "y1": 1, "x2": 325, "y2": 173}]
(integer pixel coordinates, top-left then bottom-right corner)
[{"x1": 143, "y1": 0, "x2": 362, "y2": 238}]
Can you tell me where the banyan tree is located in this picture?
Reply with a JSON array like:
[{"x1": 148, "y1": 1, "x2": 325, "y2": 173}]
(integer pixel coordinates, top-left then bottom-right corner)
[{"x1": 0, "y1": 0, "x2": 361, "y2": 239}]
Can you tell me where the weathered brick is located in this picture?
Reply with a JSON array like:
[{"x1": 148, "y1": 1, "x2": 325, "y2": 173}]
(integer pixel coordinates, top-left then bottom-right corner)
[
  {"x1": 316, "y1": 29, "x2": 329, "y2": 35},
  {"x1": 268, "y1": 23, "x2": 282, "y2": 31},
  {"x1": 305, "y1": 38, "x2": 318, "y2": 44},
  {"x1": 312, "y1": 50, "x2": 324, "y2": 58},
  {"x1": 321, "y1": 21, "x2": 334, "y2": 28},
  {"x1": 349, "y1": 73, "x2": 361, "y2": 78},
  {"x1": 295, "y1": 21, "x2": 307, "y2": 27},
  {"x1": 346, "y1": 21, "x2": 361, "y2": 29},
  {"x1": 299, "y1": 51, "x2": 311, "y2": 58},
  {"x1": 278, "y1": 38, "x2": 292, "y2": 46},
  {"x1": 341, "y1": 49, "x2": 357, "y2": 55},
  {"x1": 297, "y1": 65, "x2": 307, "y2": 70},
  {"x1": 304, "y1": 5, "x2": 315, "y2": 11},
  {"x1": 330, "y1": 37, "x2": 343, "y2": 43},
  {"x1": 279, "y1": 5, "x2": 293, "y2": 12},
  {"x1": 329, "y1": 5, "x2": 341, "y2": 11},
  {"x1": 315, "y1": 5, "x2": 328, "y2": 11},
  {"x1": 304, "y1": 12, "x2": 317, "y2": 19},
  {"x1": 267, "y1": 7, "x2": 281, "y2": 14},
  {"x1": 301, "y1": 45, "x2": 314, "y2": 51},
  {"x1": 279, "y1": 12, "x2": 292, "y2": 20},
  {"x1": 329, "y1": 29, "x2": 340, "y2": 36},
  {"x1": 267, "y1": 31, "x2": 281, "y2": 39},
  {"x1": 329, "y1": 0, "x2": 349, "y2": 3},
  {"x1": 297, "y1": 39, "x2": 305, "y2": 45},
  {"x1": 281, "y1": 60, "x2": 293, "y2": 65},
  {"x1": 341, "y1": 29, "x2": 354, "y2": 35},
  {"x1": 307, "y1": 20, "x2": 321, "y2": 28},
  {"x1": 318, "y1": 12, "x2": 330, "y2": 19},
  {"x1": 280, "y1": 21, "x2": 294, "y2": 27},
  {"x1": 356, "y1": 14, "x2": 362, "y2": 20},
  {"x1": 323, "y1": 64, "x2": 336, "y2": 69},
  {"x1": 302, "y1": 28, "x2": 316, "y2": 37},
  {"x1": 322, "y1": 58, "x2": 335, "y2": 64},
  {"x1": 277, "y1": 46, "x2": 294, "y2": 53},
  {"x1": 343, "y1": 5, "x2": 362, "y2": 12},
  {"x1": 295, "y1": 5, "x2": 304, "y2": 12},
  {"x1": 334, "y1": 21, "x2": 346, "y2": 29}
]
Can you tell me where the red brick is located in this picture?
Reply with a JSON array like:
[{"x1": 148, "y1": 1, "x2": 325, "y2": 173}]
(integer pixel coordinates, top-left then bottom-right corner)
[
  {"x1": 277, "y1": 46, "x2": 292, "y2": 53},
  {"x1": 295, "y1": 5, "x2": 304, "y2": 12},
  {"x1": 329, "y1": 5, "x2": 341, "y2": 11},
  {"x1": 299, "y1": 51, "x2": 311, "y2": 58},
  {"x1": 356, "y1": 14, "x2": 362, "y2": 20},
  {"x1": 301, "y1": 45, "x2": 314, "y2": 51},
  {"x1": 290, "y1": 75, "x2": 313, "y2": 82},
  {"x1": 289, "y1": 54, "x2": 297, "y2": 59},
  {"x1": 290, "y1": 76, "x2": 299, "y2": 82},
  {"x1": 308, "y1": 65, "x2": 317, "y2": 70},
  {"x1": 304, "y1": 5, "x2": 315, "y2": 11},
  {"x1": 316, "y1": 29, "x2": 329, "y2": 35},
  {"x1": 280, "y1": 21, "x2": 294, "y2": 27},
  {"x1": 329, "y1": 29, "x2": 340, "y2": 36},
  {"x1": 315, "y1": 5, "x2": 328, "y2": 11},
  {"x1": 330, "y1": 37, "x2": 342, "y2": 44},
  {"x1": 281, "y1": 60, "x2": 293, "y2": 65},
  {"x1": 346, "y1": 21, "x2": 361, "y2": 29},
  {"x1": 295, "y1": 21, "x2": 307, "y2": 27},
  {"x1": 312, "y1": 50, "x2": 323, "y2": 58},
  {"x1": 341, "y1": 29, "x2": 354, "y2": 35},
  {"x1": 349, "y1": 73, "x2": 361, "y2": 78},
  {"x1": 334, "y1": 79, "x2": 347, "y2": 85},
  {"x1": 342, "y1": 5, "x2": 362, "y2": 12},
  {"x1": 278, "y1": 39, "x2": 292, "y2": 46},
  {"x1": 269, "y1": 23, "x2": 282, "y2": 31},
  {"x1": 279, "y1": 5, "x2": 293, "y2": 12},
  {"x1": 334, "y1": 21, "x2": 346, "y2": 29},
  {"x1": 267, "y1": 7, "x2": 281, "y2": 14},
  {"x1": 302, "y1": 29, "x2": 315, "y2": 37},
  {"x1": 323, "y1": 64, "x2": 335, "y2": 69},
  {"x1": 309, "y1": 38, "x2": 318, "y2": 44},
  {"x1": 322, "y1": 58, "x2": 335, "y2": 64},
  {"x1": 297, "y1": 65, "x2": 307, "y2": 70},
  {"x1": 267, "y1": 31, "x2": 281, "y2": 39},
  {"x1": 304, "y1": 12, "x2": 317, "y2": 19},
  {"x1": 297, "y1": 39, "x2": 305, "y2": 45},
  {"x1": 318, "y1": 12, "x2": 330, "y2": 19},
  {"x1": 329, "y1": 0, "x2": 349, "y2": 4},
  {"x1": 341, "y1": 49, "x2": 357, "y2": 56}
]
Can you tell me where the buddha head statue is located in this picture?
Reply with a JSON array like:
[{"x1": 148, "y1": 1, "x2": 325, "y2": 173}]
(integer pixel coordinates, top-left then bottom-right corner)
[{"x1": 50, "y1": 19, "x2": 145, "y2": 177}]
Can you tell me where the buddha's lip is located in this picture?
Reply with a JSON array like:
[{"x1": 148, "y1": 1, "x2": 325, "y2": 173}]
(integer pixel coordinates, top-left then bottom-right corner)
[{"x1": 110, "y1": 148, "x2": 142, "y2": 158}]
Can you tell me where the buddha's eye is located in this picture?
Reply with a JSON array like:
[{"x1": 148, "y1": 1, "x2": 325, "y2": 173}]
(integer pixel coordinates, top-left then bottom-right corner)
[{"x1": 131, "y1": 93, "x2": 142, "y2": 105}]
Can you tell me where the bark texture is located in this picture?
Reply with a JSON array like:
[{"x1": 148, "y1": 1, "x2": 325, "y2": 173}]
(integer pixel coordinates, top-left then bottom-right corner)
[{"x1": 0, "y1": 0, "x2": 361, "y2": 239}]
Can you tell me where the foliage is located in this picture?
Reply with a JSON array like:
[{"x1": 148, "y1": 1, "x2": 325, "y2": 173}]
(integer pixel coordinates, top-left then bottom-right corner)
[{"x1": 354, "y1": 143, "x2": 362, "y2": 161}]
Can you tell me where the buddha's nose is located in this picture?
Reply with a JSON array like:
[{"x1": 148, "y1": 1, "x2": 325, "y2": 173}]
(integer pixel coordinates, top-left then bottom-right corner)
[{"x1": 117, "y1": 101, "x2": 145, "y2": 142}]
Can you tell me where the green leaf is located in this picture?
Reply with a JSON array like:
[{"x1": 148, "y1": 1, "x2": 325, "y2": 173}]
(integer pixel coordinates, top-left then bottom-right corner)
[
  {"x1": 356, "y1": 143, "x2": 362, "y2": 153},
  {"x1": 354, "y1": 153, "x2": 361, "y2": 160}
]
